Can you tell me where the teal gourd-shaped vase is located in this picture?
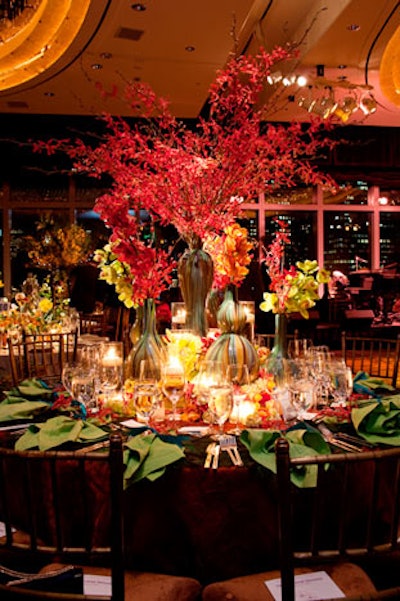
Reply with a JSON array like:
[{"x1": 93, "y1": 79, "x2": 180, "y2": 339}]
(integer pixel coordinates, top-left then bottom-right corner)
[
  {"x1": 178, "y1": 235, "x2": 214, "y2": 337},
  {"x1": 124, "y1": 298, "x2": 165, "y2": 380},
  {"x1": 265, "y1": 313, "x2": 288, "y2": 385},
  {"x1": 204, "y1": 285, "x2": 259, "y2": 383}
]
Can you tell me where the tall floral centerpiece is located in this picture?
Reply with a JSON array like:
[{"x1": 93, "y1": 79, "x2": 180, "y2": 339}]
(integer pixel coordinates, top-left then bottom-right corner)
[
  {"x1": 260, "y1": 219, "x2": 331, "y2": 382},
  {"x1": 35, "y1": 44, "x2": 336, "y2": 340}
]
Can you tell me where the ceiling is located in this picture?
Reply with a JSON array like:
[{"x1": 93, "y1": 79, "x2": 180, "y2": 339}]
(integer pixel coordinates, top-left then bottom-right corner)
[{"x1": 0, "y1": 0, "x2": 400, "y2": 127}]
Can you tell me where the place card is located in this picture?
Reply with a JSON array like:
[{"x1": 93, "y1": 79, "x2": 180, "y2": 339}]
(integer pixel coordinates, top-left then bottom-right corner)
[
  {"x1": 84, "y1": 574, "x2": 112, "y2": 596},
  {"x1": 265, "y1": 571, "x2": 345, "y2": 600}
]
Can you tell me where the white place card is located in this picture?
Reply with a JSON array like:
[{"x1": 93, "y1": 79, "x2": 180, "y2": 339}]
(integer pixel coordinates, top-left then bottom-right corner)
[
  {"x1": 265, "y1": 571, "x2": 345, "y2": 601},
  {"x1": 0, "y1": 521, "x2": 15, "y2": 536},
  {"x1": 83, "y1": 574, "x2": 112, "y2": 596}
]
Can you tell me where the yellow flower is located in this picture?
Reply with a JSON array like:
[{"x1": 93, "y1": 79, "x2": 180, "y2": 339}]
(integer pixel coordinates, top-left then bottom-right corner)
[{"x1": 38, "y1": 298, "x2": 53, "y2": 313}]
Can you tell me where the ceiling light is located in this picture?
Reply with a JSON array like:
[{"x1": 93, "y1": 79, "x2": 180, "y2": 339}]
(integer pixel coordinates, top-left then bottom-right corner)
[
  {"x1": 131, "y1": 3, "x2": 146, "y2": 11},
  {"x1": 266, "y1": 71, "x2": 282, "y2": 85},
  {"x1": 185, "y1": 46, "x2": 195, "y2": 52},
  {"x1": 298, "y1": 95, "x2": 316, "y2": 112},
  {"x1": 91, "y1": 63, "x2": 103, "y2": 70},
  {"x1": 296, "y1": 75, "x2": 308, "y2": 87},
  {"x1": 347, "y1": 24, "x2": 360, "y2": 31}
]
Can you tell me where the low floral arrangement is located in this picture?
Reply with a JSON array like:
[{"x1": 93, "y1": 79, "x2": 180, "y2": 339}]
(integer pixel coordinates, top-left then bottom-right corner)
[
  {"x1": 260, "y1": 220, "x2": 331, "y2": 318},
  {"x1": 0, "y1": 274, "x2": 72, "y2": 336}
]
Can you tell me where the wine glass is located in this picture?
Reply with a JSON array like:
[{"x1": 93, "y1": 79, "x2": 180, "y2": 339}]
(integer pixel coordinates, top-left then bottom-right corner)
[
  {"x1": 71, "y1": 368, "x2": 98, "y2": 411},
  {"x1": 205, "y1": 367, "x2": 233, "y2": 439},
  {"x1": 133, "y1": 360, "x2": 161, "y2": 426},
  {"x1": 226, "y1": 363, "x2": 250, "y2": 435},
  {"x1": 161, "y1": 357, "x2": 186, "y2": 424},
  {"x1": 61, "y1": 361, "x2": 79, "y2": 396},
  {"x1": 288, "y1": 338, "x2": 313, "y2": 359},
  {"x1": 99, "y1": 342, "x2": 124, "y2": 397},
  {"x1": 330, "y1": 360, "x2": 353, "y2": 407},
  {"x1": 285, "y1": 359, "x2": 316, "y2": 420}
]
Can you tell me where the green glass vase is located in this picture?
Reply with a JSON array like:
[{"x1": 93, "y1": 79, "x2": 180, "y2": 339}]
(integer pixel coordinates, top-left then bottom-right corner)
[
  {"x1": 178, "y1": 235, "x2": 214, "y2": 337},
  {"x1": 124, "y1": 298, "x2": 164, "y2": 380},
  {"x1": 204, "y1": 285, "x2": 259, "y2": 383},
  {"x1": 266, "y1": 313, "x2": 288, "y2": 385}
]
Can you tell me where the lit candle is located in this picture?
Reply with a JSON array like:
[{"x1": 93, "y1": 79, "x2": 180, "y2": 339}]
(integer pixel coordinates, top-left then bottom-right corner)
[{"x1": 102, "y1": 347, "x2": 123, "y2": 367}]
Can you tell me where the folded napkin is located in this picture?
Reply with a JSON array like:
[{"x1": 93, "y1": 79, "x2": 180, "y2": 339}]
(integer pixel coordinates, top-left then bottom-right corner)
[
  {"x1": 351, "y1": 395, "x2": 400, "y2": 446},
  {"x1": 123, "y1": 433, "x2": 185, "y2": 487},
  {"x1": 240, "y1": 426, "x2": 330, "y2": 488},
  {"x1": 353, "y1": 371, "x2": 395, "y2": 398},
  {"x1": 0, "y1": 378, "x2": 52, "y2": 422},
  {"x1": 15, "y1": 415, "x2": 108, "y2": 451}
]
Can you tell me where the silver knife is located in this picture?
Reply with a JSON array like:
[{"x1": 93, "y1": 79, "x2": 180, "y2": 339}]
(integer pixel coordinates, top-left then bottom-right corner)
[{"x1": 204, "y1": 443, "x2": 215, "y2": 469}]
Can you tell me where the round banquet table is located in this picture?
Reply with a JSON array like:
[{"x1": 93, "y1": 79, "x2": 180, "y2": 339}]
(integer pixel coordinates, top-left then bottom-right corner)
[{"x1": 0, "y1": 429, "x2": 397, "y2": 586}]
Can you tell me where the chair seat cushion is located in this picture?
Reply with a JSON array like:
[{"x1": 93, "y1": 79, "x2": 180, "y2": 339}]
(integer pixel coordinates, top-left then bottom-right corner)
[
  {"x1": 202, "y1": 562, "x2": 377, "y2": 600},
  {"x1": 41, "y1": 563, "x2": 202, "y2": 600}
]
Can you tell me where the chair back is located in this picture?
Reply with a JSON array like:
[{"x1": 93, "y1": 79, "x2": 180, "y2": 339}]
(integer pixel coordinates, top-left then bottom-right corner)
[
  {"x1": 0, "y1": 433, "x2": 124, "y2": 600},
  {"x1": 7, "y1": 330, "x2": 78, "y2": 387},
  {"x1": 341, "y1": 331, "x2": 400, "y2": 387},
  {"x1": 275, "y1": 438, "x2": 400, "y2": 601}
]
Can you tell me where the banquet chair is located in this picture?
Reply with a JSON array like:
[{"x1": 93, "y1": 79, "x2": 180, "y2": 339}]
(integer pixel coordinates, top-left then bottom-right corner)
[
  {"x1": 341, "y1": 331, "x2": 400, "y2": 388},
  {"x1": 7, "y1": 330, "x2": 78, "y2": 387},
  {"x1": 0, "y1": 433, "x2": 202, "y2": 600},
  {"x1": 202, "y1": 438, "x2": 400, "y2": 601}
]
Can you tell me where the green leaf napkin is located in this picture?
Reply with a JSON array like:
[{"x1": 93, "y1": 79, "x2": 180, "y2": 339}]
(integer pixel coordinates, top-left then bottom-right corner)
[
  {"x1": 240, "y1": 427, "x2": 330, "y2": 488},
  {"x1": 15, "y1": 416, "x2": 108, "y2": 451},
  {"x1": 351, "y1": 395, "x2": 400, "y2": 446},
  {"x1": 0, "y1": 378, "x2": 52, "y2": 422},
  {"x1": 353, "y1": 371, "x2": 394, "y2": 397},
  {"x1": 123, "y1": 433, "x2": 185, "y2": 487}
]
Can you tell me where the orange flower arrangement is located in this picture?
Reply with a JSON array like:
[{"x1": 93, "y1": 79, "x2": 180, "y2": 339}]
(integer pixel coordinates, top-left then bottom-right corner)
[{"x1": 204, "y1": 223, "x2": 254, "y2": 290}]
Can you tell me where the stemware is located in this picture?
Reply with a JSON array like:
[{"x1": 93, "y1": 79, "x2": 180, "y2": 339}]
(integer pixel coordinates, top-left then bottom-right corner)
[
  {"x1": 133, "y1": 360, "x2": 161, "y2": 426},
  {"x1": 98, "y1": 342, "x2": 124, "y2": 397},
  {"x1": 288, "y1": 338, "x2": 313, "y2": 359},
  {"x1": 284, "y1": 358, "x2": 316, "y2": 420},
  {"x1": 226, "y1": 363, "x2": 250, "y2": 435},
  {"x1": 204, "y1": 366, "x2": 233, "y2": 439},
  {"x1": 70, "y1": 367, "x2": 97, "y2": 411},
  {"x1": 330, "y1": 360, "x2": 353, "y2": 407},
  {"x1": 161, "y1": 356, "x2": 186, "y2": 424}
]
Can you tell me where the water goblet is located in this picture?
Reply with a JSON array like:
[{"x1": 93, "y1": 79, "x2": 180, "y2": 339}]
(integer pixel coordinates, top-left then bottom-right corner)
[
  {"x1": 71, "y1": 368, "x2": 97, "y2": 411},
  {"x1": 205, "y1": 369, "x2": 233, "y2": 439},
  {"x1": 226, "y1": 363, "x2": 250, "y2": 435},
  {"x1": 285, "y1": 358, "x2": 316, "y2": 420}
]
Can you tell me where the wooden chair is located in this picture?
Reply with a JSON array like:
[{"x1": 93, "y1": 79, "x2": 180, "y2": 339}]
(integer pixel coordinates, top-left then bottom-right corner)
[
  {"x1": 0, "y1": 434, "x2": 202, "y2": 600},
  {"x1": 202, "y1": 439, "x2": 400, "y2": 601},
  {"x1": 341, "y1": 331, "x2": 400, "y2": 388},
  {"x1": 7, "y1": 330, "x2": 79, "y2": 387}
]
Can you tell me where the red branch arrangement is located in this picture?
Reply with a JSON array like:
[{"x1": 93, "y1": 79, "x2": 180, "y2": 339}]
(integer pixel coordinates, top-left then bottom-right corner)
[{"x1": 33, "y1": 44, "x2": 337, "y2": 304}]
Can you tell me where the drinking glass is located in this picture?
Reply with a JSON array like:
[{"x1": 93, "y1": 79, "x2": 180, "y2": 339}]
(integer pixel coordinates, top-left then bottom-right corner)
[
  {"x1": 285, "y1": 358, "x2": 316, "y2": 419},
  {"x1": 288, "y1": 338, "x2": 313, "y2": 359},
  {"x1": 161, "y1": 357, "x2": 186, "y2": 424},
  {"x1": 330, "y1": 361, "x2": 353, "y2": 407},
  {"x1": 61, "y1": 361, "x2": 79, "y2": 396},
  {"x1": 99, "y1": 342, "x2": 124, "y2": 396},
  {"x1": 71, "y1": 368, "x2": 97, "y2": 411},
  {"x1": 133, "y1": 360, "x2": 161, "y2": 426},
  {"x1": 226, "y1": 363, "x2": 249, "y2": 435},
  {"x1": 205, "y1": 367, "x2": 233, "y2": 439}
]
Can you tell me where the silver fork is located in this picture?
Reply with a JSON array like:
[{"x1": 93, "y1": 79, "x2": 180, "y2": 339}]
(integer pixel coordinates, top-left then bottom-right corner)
[{"x1": 220, "y1": 435, "x2": 243, "y2": 466}]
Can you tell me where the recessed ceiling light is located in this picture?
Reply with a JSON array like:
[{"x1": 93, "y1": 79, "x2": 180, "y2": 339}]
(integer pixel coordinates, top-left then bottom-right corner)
[
  {"x1": 131, "y1": 3, "x2": 146, "y2": 10},
  {"x1": 185, "y1": 46, "x2": 195, "y2": 52},
  {"x1": 338, "y1": 65, "x2": 347, "y2": 69},
  {"x1": 100, "y1": 52, "x2": 112, "y2": 60},
  {"x1": 347, "y1": 24, "x2": 360, "y2": 31},
  {"x1": 44, "y1": 91, "x2": 54, "y2": 97},
  {"x1": 91, "y1": 63, "x2": 103, "y2": 70}
]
